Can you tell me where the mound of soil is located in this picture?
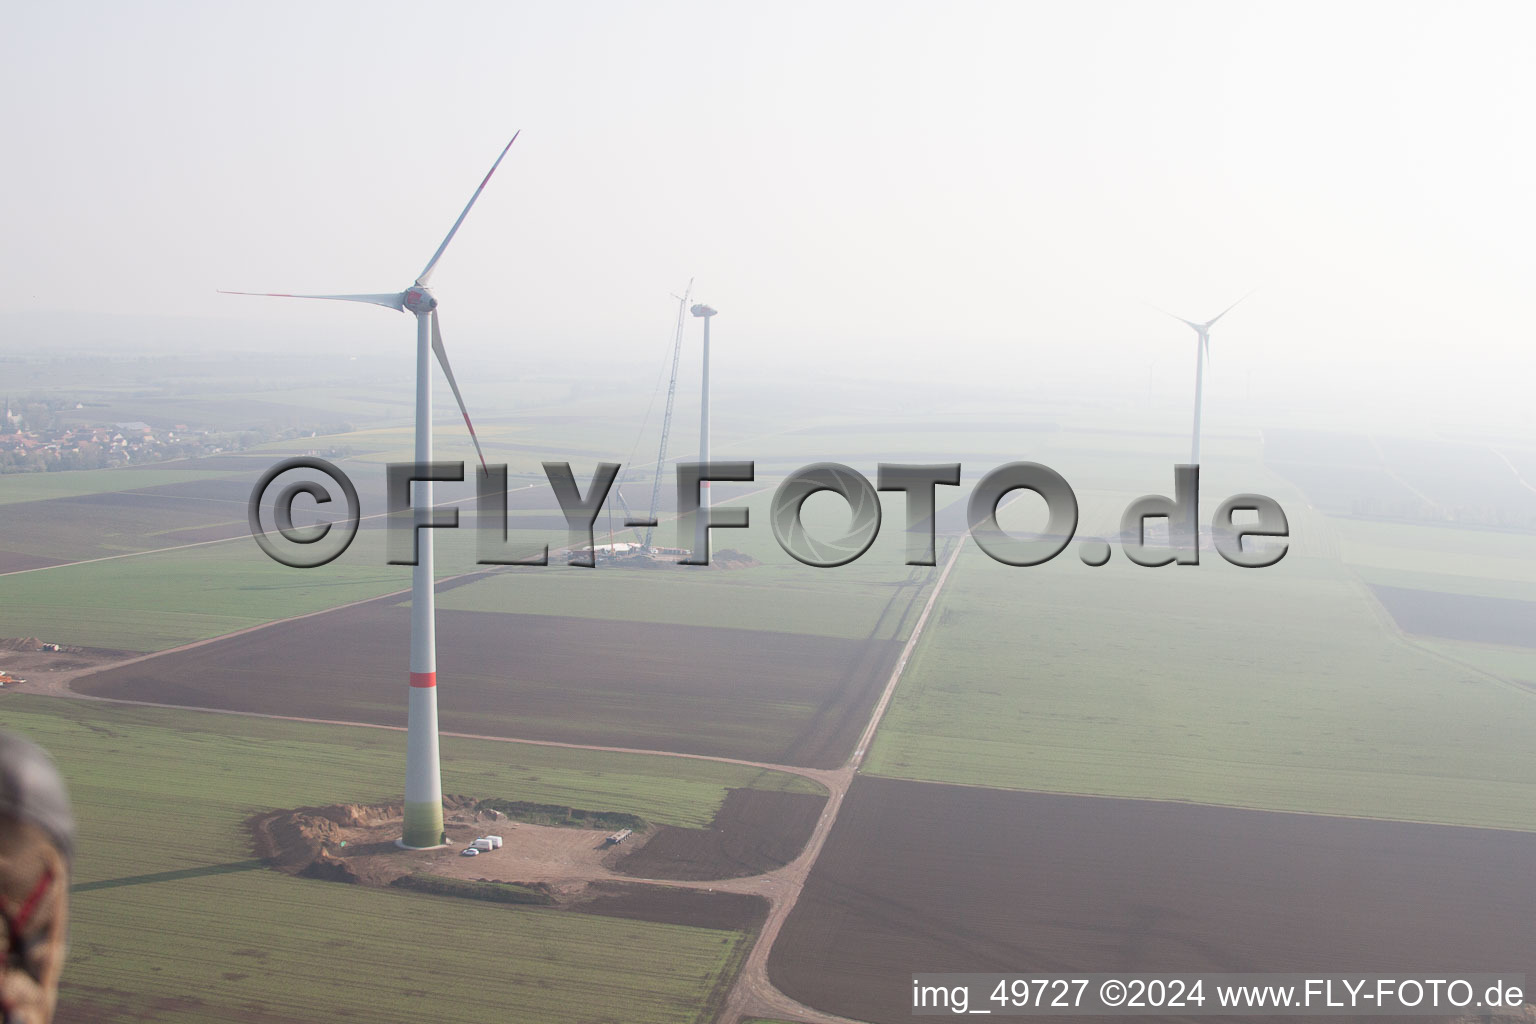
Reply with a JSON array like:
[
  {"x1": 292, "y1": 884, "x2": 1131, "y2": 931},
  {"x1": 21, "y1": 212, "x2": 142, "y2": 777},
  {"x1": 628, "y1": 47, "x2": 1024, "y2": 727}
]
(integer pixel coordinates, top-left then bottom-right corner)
[
  {"x1": 610, "y1": 788, "x2": 825, "y2": 881},
  {"x1": 249, "y1": 801, "x2": 401, "y2": 876},
  {"x1": 389, "y1": 874, "x2": 557, "y2": 906},
  {"x1": 247, "y1": 795, "x2": 479, "y2": 883},
  {"x1": 709, "y1": 548, "x2": 760, "y2": 569}
]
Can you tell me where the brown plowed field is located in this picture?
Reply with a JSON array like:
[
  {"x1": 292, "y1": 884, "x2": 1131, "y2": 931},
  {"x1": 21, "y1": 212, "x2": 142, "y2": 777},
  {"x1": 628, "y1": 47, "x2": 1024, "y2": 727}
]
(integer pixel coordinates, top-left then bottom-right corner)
[
  {"x1": 73, "y1": 603, "x2": 901, "y2": 767},
  {"x1": 1370, "y1": 584, "x2": 1536, "y2": 648},
  {"x1": 771, "y1": 776, "x2": 1536, "y2": 1024},
  {"x1": 569, "y1": 881, "x2": 767, "y2": 931},
  {"x1": 0, "y1": 550, "x2": 66, "y2": 573},
  {"x1": 0, "y1": 477, "x2": 259, "y2": 560},
  {"x1": 611, "y1": 788, "x2": 827, "y2": 881}
]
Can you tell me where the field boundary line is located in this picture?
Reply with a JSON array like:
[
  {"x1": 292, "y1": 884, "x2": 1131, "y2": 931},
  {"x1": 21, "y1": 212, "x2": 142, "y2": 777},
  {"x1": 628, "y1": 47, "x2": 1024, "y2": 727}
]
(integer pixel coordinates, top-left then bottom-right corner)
[
  {"x1": 850, "y1": 534, "x2": 966, "y2": 766},
  {"x1": 1490, "y1": 445, "x2": 1536, "y2": 497}
]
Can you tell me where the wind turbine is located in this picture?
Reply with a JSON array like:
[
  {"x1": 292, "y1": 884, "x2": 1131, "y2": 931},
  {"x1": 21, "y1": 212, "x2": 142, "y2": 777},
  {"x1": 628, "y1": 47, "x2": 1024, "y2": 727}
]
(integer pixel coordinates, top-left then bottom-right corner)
[
  {"x1": 1156, "y1": 290, "x2": 1251, "y2": 466},
  {"x1": 224, "y1": 133, "x2": 517, "y2": 849}
]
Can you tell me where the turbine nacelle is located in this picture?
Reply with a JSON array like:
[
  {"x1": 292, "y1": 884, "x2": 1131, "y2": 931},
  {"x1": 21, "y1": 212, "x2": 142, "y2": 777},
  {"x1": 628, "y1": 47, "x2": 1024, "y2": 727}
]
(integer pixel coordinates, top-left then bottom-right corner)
[{"x1": 403, "y1": 287, "x2": 437, "y2": 315}]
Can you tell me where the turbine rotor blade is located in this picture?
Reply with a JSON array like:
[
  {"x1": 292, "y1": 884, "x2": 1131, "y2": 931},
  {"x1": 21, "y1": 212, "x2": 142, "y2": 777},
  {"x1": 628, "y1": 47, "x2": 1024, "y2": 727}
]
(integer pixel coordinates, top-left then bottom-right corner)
[
  {"x1": 430, "y1": 309, "x2": 488, "y2": 475},
  {"x1": 1145, "y1": 300, "x2": 1203, "y2": 332},
  {"x1": 415, "y1": 131, "x2": 521, "y2": 287},
  {"x1": 219, "y1": 290, "x2": 406, "y2": 311},
  {"x1": 1204, "y1": 288, "x2": 1256, "y2": 328}
]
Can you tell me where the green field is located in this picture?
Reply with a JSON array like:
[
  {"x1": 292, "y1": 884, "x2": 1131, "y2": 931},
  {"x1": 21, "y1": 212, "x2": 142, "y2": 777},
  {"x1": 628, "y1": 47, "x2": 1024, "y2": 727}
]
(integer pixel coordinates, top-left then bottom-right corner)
[
  {"x1": 3, "y1": 695, "x2": 817, "y2": 1023},
  {"x1": 0, "y1": 467, "x2": 235, "y2": 506},
  {"x1": 436, "y1": 558, "x2": 925, "y2": 642},
  {"x1": 2, "y1": 451, "x2": 940, "y2": 651},
  {"x1": 438, "y1": 484, "x2": 951, "y2": 644},
  {"x1": 1336, "y1": 517, "x2": 1536, "y2": 588},
  {"x1": 863, "y1": 538, "x2": 1536, "y2": 830},
  {"x1": 0, "y1": 513, "x2": 577, "y2": 652},
  {"x1": 1412, "y1": 637, "x2": 1536, "y2": 690},
  {"x1": 1, "y1": 534, "x2": 410, "y2": 651}
]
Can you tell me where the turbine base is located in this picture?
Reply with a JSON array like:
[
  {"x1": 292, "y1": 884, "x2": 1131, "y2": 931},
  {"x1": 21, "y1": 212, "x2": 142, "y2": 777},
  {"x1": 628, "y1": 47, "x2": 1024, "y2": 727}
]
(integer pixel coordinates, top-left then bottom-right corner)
[
  {"x1": 401, "y1": 799, "x2": 445, "y2": 850},
  {"x1": 394, "y1": 838, "x2": 451, "y2": 851}
]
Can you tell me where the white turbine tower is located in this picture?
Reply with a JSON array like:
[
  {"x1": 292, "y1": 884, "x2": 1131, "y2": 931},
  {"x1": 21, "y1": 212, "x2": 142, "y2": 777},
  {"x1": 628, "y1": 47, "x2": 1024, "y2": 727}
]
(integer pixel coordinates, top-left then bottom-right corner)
[
  {"x1": 690, "y1": 302, "x2": 717, "y2": 561},
  {"x1": 224, "y1": 133, "x2": 518, "y2": 849},
  {"x1": 1157, "y1": 291, "x2": 1251, "y2": 466}
]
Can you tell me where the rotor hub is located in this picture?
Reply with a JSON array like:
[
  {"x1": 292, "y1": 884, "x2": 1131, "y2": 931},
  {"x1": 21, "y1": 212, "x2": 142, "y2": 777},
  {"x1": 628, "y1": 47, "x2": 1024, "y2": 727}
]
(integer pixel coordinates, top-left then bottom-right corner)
[{"x1": 403, "y1": 286, "x2": 437, "y2": 314}]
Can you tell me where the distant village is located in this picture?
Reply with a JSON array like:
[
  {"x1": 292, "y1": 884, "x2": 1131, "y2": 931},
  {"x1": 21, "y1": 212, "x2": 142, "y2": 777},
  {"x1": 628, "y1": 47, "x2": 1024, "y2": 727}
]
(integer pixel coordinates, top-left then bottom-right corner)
[{"x1": 0, "y1": 397, "x2": 341, "y2": 473}]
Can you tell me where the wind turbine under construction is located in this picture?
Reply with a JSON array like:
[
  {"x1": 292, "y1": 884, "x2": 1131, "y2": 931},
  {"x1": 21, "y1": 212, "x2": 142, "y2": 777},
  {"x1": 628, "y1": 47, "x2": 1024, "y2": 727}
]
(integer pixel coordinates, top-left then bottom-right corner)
[
  {"x1": 223, "y1": 133, "x2": 519, "y2": 849},
  {"x1": 1156, "y1": 290, "x2": 1252, "y2": 467}
]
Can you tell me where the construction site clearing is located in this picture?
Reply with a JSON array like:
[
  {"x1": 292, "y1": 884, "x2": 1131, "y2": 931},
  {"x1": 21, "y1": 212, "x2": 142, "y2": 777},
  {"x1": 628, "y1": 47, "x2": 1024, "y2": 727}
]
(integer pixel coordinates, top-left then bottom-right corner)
[
  {"x1": 0, "y1": 639, "x2": 126, "y2": 688},
  {"x1": 250, "y1": 798, "x2": 620, "y2": 891},
  {"x1": 246, "y1": 796, "x2": 773, "y2": 932}
]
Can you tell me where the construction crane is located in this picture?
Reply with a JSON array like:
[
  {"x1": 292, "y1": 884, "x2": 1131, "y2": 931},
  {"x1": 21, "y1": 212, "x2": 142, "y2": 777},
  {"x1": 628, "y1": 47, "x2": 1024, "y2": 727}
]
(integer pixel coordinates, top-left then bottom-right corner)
[
  {"x1": 611, "y1": 486, "x2": 646, "y2": 547},
  {"x1": 642, "y1": 280, "x2": 692, "y2": 551}
]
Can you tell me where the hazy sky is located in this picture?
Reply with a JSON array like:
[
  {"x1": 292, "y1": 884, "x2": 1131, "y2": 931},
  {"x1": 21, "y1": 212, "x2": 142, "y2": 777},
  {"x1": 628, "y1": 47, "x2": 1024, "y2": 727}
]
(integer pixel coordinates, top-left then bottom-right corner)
[{"x1": 4, "y1": 2, "x2": 1533, "y2": 434}]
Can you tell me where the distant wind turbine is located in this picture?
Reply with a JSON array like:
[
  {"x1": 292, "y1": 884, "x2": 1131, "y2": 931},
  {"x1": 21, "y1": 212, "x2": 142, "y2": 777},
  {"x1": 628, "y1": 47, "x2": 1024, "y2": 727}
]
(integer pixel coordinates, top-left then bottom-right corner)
[
  {"x1": 223, "y1": 133, "x2": 519, "y2": 849},
  {"x1": 690, "y1": 302, "x2": 718, "y2": 561},
  {"x1": 1155, "y1": 290, "x2": 1252, "y2": 466}
]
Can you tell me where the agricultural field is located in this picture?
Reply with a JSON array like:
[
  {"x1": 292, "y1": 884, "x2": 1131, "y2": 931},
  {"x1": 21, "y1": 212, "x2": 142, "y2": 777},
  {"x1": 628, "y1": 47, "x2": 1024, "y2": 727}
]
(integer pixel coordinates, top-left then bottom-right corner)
[
  {"x1": 73, "y1": 597, "x2": 906, "y2": 767},
  {"x1": 434, "y1": 486, "x2": 943, "y2": 642},
  {"x1": 10, "y1": 367, "x2": 1536, "y2": 1024},
  {"x1": 0, "y1": 463, "x2": 565, "y2": 652},
  {"x1": 1334, "y1": 517, "x2": 1536, "y2": 591},
  {"x1": 0, "y1": 467, "x2": 236, "y2": 507},
  {"x1": 0, "y1": 468, "x2": 267, "y2": 568},
  {"x1": 1, "y1": 436, "x2": 944, "y2": 653},
  {"x1": 2, "y1": 535, "x2": 419, "y2": 653},
  {"x1": 862, "y1": 535, "x2": 1536, "y2": 830},
  {"x1": 612, "y1": 788, "x2": 826, "y2": 881},
  {"x1": 771, "y1": 776, "x2": 1536, "y2": 1024},
  {"x1": 1368, "y1": 584, "x2": 1536, "y2": 649},
  {"x1": 57, "y1": 467, "x2": 955, "y2": 767},
  {"x1": 2, "y1": 694, "x2": 816, "y2": 1023},
  {"x1": 1331, "y1": 517, "x2": 1536, "y2": 695}
]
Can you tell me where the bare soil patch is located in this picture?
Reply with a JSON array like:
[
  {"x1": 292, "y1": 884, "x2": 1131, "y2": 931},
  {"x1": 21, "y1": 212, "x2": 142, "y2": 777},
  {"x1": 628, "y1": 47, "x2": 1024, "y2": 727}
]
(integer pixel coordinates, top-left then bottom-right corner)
[
  {"x1": 0, "y1": 643, "x2": 133, "y2": 692},
  {"x1": 568, "y1": 881, "x2": 766, "y2": 931},
  {"x1": 611, "y1": 788, "x2": 826, "y2": 881},
  {"x1": 771, "y1": 776, "x2": 1536, "y2": 1024},
  {"x1": 74, "y1": 604, "x2": 900, "y2": 767}
]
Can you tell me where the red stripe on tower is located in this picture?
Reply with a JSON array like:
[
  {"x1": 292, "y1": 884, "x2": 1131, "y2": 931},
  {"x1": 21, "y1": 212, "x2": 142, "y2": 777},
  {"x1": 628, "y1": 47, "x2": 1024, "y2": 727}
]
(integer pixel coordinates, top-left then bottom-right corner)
[{"x1": 409, "y1": 672, "x2": 437, "y2": 688}]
